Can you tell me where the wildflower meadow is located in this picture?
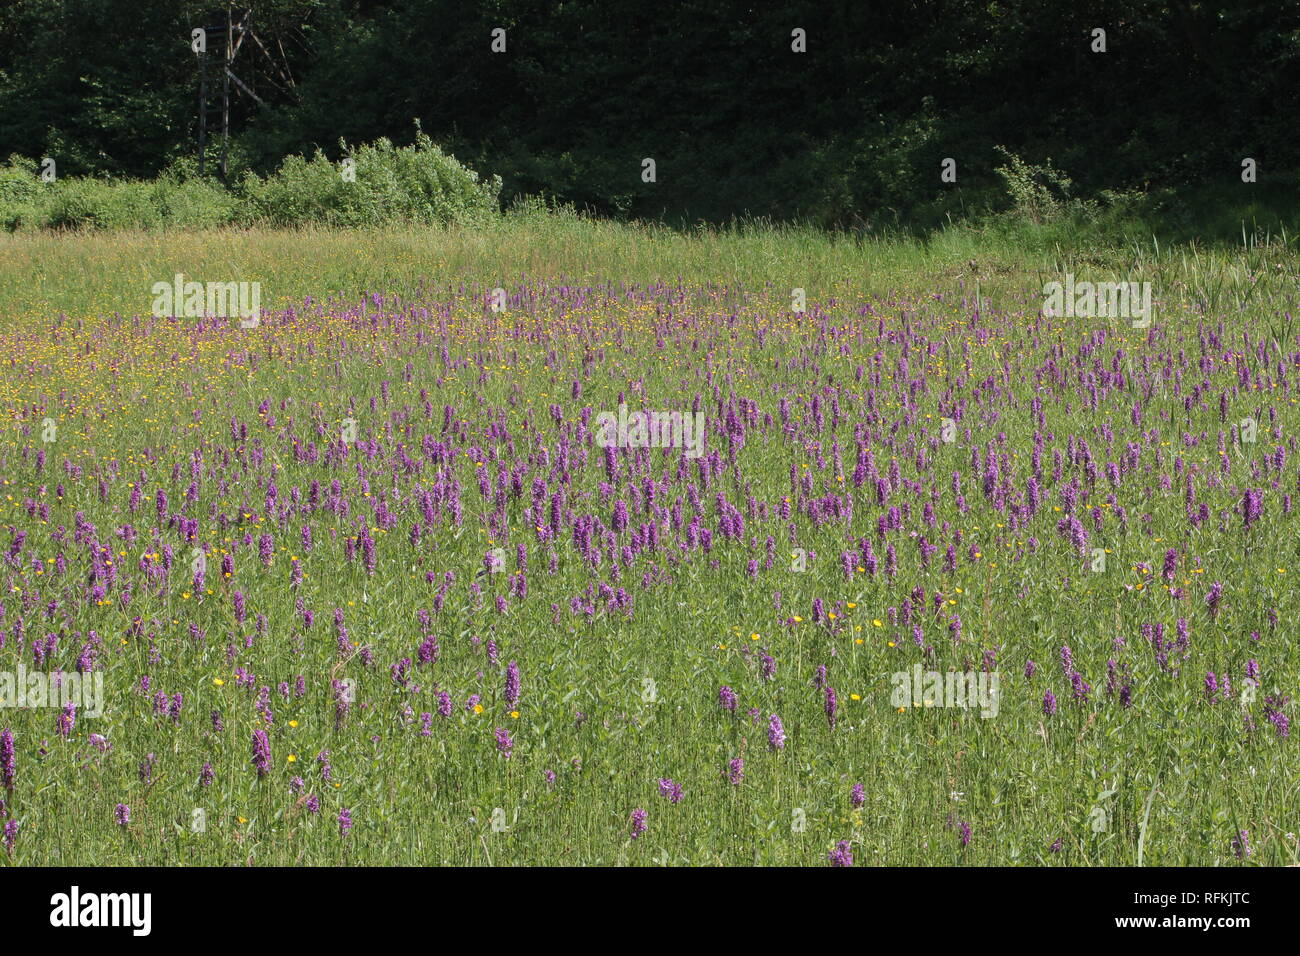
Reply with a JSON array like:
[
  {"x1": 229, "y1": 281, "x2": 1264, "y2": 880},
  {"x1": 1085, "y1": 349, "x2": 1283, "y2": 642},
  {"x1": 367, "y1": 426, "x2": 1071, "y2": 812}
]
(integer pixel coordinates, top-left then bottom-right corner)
[
  {"x1": 0, "y1": 1, "x2": 1297, "y2": 883},
  {"x1": 0, "y1": 222, "x2": 1296, "y2": 867}
]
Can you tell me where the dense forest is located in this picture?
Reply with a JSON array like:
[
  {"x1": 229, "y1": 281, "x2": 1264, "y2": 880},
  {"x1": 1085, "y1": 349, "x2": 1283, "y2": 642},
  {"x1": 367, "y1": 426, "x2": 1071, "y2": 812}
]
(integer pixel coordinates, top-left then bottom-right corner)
[{"x1": 1, "y1": 0, "x2": 1297, "y2": 227}]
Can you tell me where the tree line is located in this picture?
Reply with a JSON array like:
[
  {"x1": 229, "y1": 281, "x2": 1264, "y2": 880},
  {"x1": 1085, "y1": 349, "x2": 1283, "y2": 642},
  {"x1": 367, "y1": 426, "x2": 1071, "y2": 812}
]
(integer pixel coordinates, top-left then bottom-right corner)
[{"x1": 2, "y1": 0, "x2": 1295, "y2": 228}]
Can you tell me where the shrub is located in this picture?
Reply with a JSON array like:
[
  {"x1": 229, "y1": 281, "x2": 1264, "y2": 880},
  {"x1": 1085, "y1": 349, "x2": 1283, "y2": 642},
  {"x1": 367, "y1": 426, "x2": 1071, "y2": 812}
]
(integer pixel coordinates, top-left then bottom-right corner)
[
  {"x1": 0, "y1": 155, "x2": 46, "y2": 230},
  {"x1": 993, "y1": 146, "x2": 1097, "y2": 226},
  {"x1": 237, "y1": 129, "x2": 501, "y2": 227},
  {"x1": 1, "y1": 131, "x2": 498, "y2": 231}
]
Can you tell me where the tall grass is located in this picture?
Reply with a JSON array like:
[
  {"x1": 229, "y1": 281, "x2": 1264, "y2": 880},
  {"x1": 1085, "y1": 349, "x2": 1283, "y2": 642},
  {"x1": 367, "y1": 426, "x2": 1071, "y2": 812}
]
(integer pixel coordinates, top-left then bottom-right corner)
[
  {"x1": 0, "y1": 219, "x2": 1297, "y2": 865},
  {"x1": 2, "y1": 211, "x2": 1296, "y2": 327}
]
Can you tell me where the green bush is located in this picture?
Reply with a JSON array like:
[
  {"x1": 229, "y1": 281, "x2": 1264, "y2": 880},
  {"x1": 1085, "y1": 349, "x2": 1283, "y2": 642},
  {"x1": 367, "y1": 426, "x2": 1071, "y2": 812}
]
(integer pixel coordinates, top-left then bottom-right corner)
[
  {"x1": 0, "y1": 155, "x2": 41, "y2": 205},
  {"x1": 237, "y1": 129, "x2": 501, "y2": 227},
  {"x1": 0, "y1": 159, "x2": 238, "y2": 232},
  {"x1": 993, "y1": 146, "x2": 1097, "y2": 226},
  {"x1": 41, "y1": 179, "x2": 160, "y2": 230},
  {"x1": 0, "y1": 155, "x2": 46, "y2": 230},
  {"x1": 0, "y1": 132, "x2": 499, "y2": 231}
]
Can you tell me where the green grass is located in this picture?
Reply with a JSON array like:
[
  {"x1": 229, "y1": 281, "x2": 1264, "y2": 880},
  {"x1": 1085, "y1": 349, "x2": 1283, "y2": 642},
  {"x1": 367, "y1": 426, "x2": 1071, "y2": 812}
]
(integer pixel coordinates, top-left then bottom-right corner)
[
  {"x1": 4, "y1": 210, "x2": 1298, "y2": 323},
  {"x1": 0, "y1": 214, "x2": 1297, "y2": 865}
]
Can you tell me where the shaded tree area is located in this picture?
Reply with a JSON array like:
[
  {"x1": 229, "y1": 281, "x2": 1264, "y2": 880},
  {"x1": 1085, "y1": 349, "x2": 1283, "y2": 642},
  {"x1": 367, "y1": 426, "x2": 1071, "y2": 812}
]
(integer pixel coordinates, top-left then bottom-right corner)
[{"x1": 2, "y1": 0, "x2": 1297, "y2": 227}]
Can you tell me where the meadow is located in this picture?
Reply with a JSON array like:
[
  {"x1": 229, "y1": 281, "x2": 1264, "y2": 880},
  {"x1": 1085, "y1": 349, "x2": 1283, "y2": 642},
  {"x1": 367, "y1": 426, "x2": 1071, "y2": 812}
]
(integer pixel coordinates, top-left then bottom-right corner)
[{"x1": 0, "y1": 216, "x2": 1297, "y2": 865}]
